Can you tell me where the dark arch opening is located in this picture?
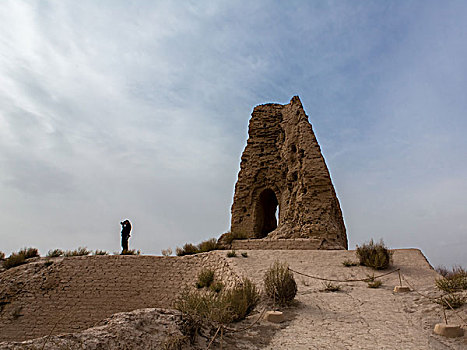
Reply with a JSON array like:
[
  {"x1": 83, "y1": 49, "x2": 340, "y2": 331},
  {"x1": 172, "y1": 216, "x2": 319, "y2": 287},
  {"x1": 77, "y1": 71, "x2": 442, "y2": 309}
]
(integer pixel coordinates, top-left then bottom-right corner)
[{"x1": 254, "y1": 189, "x2": 279, "y2": 238}]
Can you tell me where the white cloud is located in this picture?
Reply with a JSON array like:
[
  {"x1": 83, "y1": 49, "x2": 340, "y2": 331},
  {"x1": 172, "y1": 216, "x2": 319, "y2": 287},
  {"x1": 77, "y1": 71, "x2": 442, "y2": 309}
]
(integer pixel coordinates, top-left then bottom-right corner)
[{"x1": 0, "y1": 1, "x2": 466, "y2": 266}]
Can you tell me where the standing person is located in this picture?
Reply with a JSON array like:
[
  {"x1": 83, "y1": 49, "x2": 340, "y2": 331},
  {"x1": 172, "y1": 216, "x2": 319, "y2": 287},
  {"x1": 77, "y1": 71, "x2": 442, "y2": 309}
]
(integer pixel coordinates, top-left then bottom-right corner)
[{"x1": 120, "y1": 219, "x2": 132, "y2": 253}]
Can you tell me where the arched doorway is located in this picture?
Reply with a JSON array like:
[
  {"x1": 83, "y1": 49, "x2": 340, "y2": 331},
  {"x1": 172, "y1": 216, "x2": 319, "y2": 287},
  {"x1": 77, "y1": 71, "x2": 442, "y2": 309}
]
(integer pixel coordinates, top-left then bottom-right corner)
[{"x1": 254, "y1": 189, "x2": 279, "y2": 238}]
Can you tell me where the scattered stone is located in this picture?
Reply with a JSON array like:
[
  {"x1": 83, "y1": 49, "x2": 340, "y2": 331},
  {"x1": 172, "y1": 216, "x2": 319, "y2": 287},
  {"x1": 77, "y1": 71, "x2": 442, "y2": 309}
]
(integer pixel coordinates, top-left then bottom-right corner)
[
  {"x1": 433, "y1": 323, "x2": 464, "y2": 338},
  {"x1": 393, "y1": 286, "x2": 411, "y2": 293},
  {"x1": 264, "y1": 311, "x2": 285, "y2": 323}
]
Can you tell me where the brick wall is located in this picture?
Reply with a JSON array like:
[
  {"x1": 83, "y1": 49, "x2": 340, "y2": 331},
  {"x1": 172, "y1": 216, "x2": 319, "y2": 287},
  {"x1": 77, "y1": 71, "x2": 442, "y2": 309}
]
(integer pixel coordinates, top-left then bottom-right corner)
[
  {"x1": 231, "y1": 238, "x2": 345, "y2": 250},
  {"x1": 0, "y1": 252, "x2": 240, "y2": 342}
]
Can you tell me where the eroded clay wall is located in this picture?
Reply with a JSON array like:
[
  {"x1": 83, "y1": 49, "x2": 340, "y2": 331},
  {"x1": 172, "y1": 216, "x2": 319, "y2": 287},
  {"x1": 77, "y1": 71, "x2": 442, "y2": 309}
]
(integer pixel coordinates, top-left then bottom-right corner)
[
  {"x1": 229, "y1": 96, "x2": 347, "y2": 249},
  {"x1": 0, "y1": 253, "x2": 240, "y2": 342}
]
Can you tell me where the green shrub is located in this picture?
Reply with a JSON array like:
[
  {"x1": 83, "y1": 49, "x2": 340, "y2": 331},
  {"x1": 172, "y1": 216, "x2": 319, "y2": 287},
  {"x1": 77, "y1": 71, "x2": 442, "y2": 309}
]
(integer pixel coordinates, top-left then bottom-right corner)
[
  {"x1": 226, "y1": 250, "x2": 237, "y2": 258},
  {"x1": 241, "y1": 252, "x2": 248, "y2": 258},
  {"x1": 47, "y1": 249, "x2": 64, "y2": 258},
  {"x1": 224, "y1": 278, "x2": 260, "y2": 321},
  {"x1": 121, "y1": 249, "x2": 140, "y2": 255},
  {"x1": 2, "y1": 247, "x2": 39, "y2": 269},
  {"x1": 176, "y1": 243, "x2": 198, "y2": 256},
  {"x1": 18, "y1": 247, "x2": 39, "y2": 259},
  {"x1": 197, "y1": 238, "x2": 218, "y2": 253},
  {"x1": 2, "y1": 252, "x2": 27, "y2": 269},
  {"x1": 64, "y1": 247, "x2": 90, "y2": 257},
  {"x1": 93, "y1": 250, "x2": 108, "y2": 255},
  {"x1": 0, "y1": 251, "x2": 5, "y2": 260},
  {"x1": 264, "y1": 260, "x2": 297, "y2": 306},
  {"x1": 323, "y1": 281, "x2": 341, "y2": 292},
  {"x1": 436, "y1": 293, "x2": 466, "y2": 309},
  {"x1": 435, "y1": 266, "x2": 467, "y2": 293},
  {"x1": 342, "y1": 259, "x2": 358, "y2": 267},
  {"x1": 175, "y1": 238, "x2": 220, "y2": 256},
  {"x1": 196, "y1": 269, "x2": 215, "y2": 289},
  {"x1": 209, "y1": 281, "x2": 224, "y2": 293},
  {"x1": 435, "y1": 265, "x2": 450, "y2": 277},
  {"x1": 175, "y1": 278, "x2": 259, "y2": 326},
  {"x1": 175, "y1": 288, "x2": 233, "y2": 325},
  {"x1": 356, "y1": 239, "x2": 393, "y2": 270}
]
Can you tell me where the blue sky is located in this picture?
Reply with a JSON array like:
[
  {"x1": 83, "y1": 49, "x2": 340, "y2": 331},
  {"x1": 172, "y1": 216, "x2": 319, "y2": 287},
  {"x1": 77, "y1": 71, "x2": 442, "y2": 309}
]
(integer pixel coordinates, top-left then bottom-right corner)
[{"x1": 0, "y1": 1, "x2": 466, "y2": 266}]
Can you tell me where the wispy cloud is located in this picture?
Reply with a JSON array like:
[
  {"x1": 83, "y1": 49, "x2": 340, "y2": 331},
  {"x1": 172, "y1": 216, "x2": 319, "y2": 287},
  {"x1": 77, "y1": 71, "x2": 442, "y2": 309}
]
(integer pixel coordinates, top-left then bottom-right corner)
[{"x1": 0, "y1": 1, "x2": 466, "y2": 266}]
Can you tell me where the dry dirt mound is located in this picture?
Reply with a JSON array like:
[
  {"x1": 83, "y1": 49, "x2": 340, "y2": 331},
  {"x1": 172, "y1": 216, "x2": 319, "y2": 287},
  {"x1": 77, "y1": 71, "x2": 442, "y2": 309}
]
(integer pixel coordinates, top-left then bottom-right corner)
[{"x1": 0, "y1": 308, "x2": 195, "y2": 350}]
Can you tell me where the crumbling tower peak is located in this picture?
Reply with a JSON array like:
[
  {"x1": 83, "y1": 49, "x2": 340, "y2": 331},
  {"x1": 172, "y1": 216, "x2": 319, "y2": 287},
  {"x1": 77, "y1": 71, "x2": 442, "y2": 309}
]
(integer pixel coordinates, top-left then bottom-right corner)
[{"x1": 228, "y1": 96, "x2": 347, "y2": 249}]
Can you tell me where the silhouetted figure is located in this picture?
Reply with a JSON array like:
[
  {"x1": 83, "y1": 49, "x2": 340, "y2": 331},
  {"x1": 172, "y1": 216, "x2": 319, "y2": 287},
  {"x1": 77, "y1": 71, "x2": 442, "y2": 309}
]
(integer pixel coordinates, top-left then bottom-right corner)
[{"x1": 120, "y1": 219, "x2": 132, "y2": 253}]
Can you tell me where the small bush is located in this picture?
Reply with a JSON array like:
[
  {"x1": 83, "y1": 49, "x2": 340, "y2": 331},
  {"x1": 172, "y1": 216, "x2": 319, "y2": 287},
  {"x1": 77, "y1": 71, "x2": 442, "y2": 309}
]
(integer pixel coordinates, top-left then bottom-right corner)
[
  {"x1": 196, "y1": 269, "x2": 215, "y2": 289},
  {"x1": 342, "y1": 259, "x2": 358, "y2": 267},
  {"x1": 176, "y1": 243, "x2": 198, "y2": 256},
  {"x1": 93, "y1": 250, "x2": 108, "y2": 255},
  {"x1": 197, "y1": 238, "x2": 218, "y2": 253},
  {"x1": 223, "y1": 278, "x2": 260, "y2": 322},
  {"x1": 64, "y1": 247, "x2": 90, "y2": 257},
  {"x1": 436, "y1": 294, "x2": 466, "y2": 309},
  {"x1": 47, "y1": 249, "x2": 64, "y2": 258},
  {"x1": 121, "y1": 249, "x2": 140, "y2": 255},
  {"x1": 436, "y1": 265, "x2": 450, "y2": 277},
  {"x1": 2, "y1": 253, "x2": 27, "y2": 269},
  {"x1": 356, "y1": 239, "x2": 393, "y2": 270},
  {"x1": 264, "y1": 260, "x2": 297, "y2": 306},
  {"x1": 175, "y1": 278, "x2": 259, "y2": 326},
  {"x1": 209, "y1": 281, "x2": 224, "y2": 293},
  {"x1": 0, "y1": 251, "x2": 5, "y2": 260},
  {"x1": 241, "y1": 252, "x2": 248, "y2": 258},
  {"x1": 161, "y1": 248, "x2": 173, "y2": 256},
  {"x1": 175, "y1": 238, "x2": 219, "y2": 256},
  {"x1": 435, "y1": 266, "x2": 467, "y2": 293},
  {"x1": 227, "y1": 250, "x2": 237, "y2": 258},
  {"x1": 18, "y1": 247, "x2": 39, "y2": 259},
  {"x1": 323, "y1": 282, "x2": 341, "y2": 292},
  {"x1": 175, "y1": 288, "x2": 233, "y2": 325},
  {"x1": 367, "y1": 280, "x2": 382, "y2": 288}
]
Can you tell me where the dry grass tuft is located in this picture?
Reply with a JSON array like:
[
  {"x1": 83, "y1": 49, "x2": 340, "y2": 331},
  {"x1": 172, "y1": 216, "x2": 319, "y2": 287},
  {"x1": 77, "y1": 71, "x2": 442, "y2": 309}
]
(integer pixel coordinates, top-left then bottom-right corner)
[
  {"x1": 47, "y1": 249, "x2": 64, "y2": 258},
  {"x1": 2, "y1": 247, "x2": 39, "y2": 269},
  {"x1": 226, "y1": 250, "x2": 237, "y2": 258},
  {"x1": 342, "y1": 259, "x2": 358, "y2": 267},
  {"x1": 356, "y1": 239, "x2": 393, "y2": 270},
  {"x1": 196, "y1": 269, "x2": 215, "y2": 289},
  {"x1": 264, "y1": 260, "x2": 297, "y2": 306},
  {"x1": 322, "y1": 281, "x2": 341, "y2": 292},
  {"x1": 64, "y1": 247, "x2": 90, "y2": 257},
  {"x1": 176, "y1": 238, "x2": 220, "y2": 256},
  {"x1": 436, "y1": 294, "x2": 466, "y2": 309},
  {"x1": 175, "y1": 277, "x2": 259, "y2": 326}
]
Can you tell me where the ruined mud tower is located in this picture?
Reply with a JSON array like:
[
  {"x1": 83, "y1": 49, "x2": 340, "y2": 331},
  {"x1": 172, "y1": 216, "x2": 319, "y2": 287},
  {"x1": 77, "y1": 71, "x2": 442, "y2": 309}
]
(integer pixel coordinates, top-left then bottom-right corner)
[{"x1": 229, "y1": 96, "x2": 348, "y2": 249}]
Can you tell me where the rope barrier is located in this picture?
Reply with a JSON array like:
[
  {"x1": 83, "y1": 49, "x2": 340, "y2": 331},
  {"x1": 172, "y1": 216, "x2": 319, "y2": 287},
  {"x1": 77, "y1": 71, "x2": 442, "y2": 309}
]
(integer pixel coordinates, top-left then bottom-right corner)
[
  {"x1": 288, "y1": 267, "x2": 401, "y2": 283},
  {"x1": 288, "y1": 266, "x2": 466, "y2": 327},
  {"x1": 400, "y1": 272, "x2": 467, "y2": 327}
]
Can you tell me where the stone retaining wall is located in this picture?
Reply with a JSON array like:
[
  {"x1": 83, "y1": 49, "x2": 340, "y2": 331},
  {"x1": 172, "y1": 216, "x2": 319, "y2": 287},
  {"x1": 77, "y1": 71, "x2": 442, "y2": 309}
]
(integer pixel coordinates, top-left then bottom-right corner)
[
  {"x1": 0, "y1": 252, "x2": 240, "y2": 342},
  {"x1": 231, "y1": 238, "x2": 345, "y2": 250}
]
